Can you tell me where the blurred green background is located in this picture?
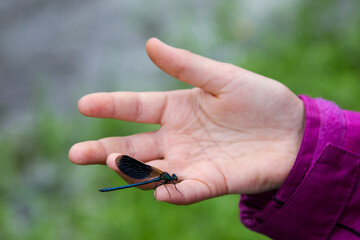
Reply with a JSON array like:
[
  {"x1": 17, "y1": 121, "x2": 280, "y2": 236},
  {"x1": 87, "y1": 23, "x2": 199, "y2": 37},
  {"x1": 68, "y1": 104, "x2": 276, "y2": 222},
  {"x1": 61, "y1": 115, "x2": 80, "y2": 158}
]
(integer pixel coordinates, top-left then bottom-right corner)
[{"x1": 0, "y1": 0, "x2": 359, "y2": 239}]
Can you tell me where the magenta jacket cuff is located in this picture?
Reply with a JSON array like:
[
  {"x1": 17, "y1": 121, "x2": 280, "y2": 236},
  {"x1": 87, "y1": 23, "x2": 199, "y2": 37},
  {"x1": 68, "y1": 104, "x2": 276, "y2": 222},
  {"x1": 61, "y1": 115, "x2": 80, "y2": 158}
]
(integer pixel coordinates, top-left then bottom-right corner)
[{"x1": 240, "y1": 95, "x2": 360, "y2": 239}]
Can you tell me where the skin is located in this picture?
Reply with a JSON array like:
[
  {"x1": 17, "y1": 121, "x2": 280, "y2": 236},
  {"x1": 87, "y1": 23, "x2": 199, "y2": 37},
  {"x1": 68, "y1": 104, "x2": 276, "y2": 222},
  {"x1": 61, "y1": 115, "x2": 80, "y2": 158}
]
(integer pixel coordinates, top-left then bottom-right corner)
[{"x1": 69, "y1": 38, "x2": 305, "y2": 205}]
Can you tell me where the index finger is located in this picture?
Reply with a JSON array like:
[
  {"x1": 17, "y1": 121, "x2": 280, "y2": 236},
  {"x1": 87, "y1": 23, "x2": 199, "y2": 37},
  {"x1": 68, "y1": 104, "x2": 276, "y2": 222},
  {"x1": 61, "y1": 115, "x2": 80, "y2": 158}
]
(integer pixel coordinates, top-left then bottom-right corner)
[{"x1": 78, "y1": 91, "x2": 167, "y2": 124}]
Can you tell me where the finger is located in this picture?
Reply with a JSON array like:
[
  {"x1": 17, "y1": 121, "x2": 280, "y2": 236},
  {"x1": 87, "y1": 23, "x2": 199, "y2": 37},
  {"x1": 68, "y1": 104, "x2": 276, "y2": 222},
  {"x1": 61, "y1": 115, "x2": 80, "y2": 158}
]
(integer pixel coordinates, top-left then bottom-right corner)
[
  {"x1": 155, "y1": 179, "x2": 213, "y2": 205},
  {"x1": 146, "y1": 38, "x2": 239, "y2": 95},
  {"x1": 78, "y1": 91, "x2": 167, "y2": 124},
  {"x1": 68, "y1": 131, "x2": 162, "y2": 165}
]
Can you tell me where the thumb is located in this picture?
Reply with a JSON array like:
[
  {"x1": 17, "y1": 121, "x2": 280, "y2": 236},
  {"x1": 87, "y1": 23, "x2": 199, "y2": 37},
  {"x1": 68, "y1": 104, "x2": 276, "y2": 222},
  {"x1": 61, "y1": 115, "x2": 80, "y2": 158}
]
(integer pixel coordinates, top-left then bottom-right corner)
[{"x1": 146, "y1": 38, "x2": 238, "y2": 95}]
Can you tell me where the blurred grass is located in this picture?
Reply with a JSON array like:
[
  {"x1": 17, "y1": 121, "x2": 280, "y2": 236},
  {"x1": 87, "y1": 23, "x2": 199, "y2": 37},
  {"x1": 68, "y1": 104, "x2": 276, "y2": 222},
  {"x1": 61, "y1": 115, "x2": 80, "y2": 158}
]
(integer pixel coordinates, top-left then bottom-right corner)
[
  {"x1": 0, "y1": 114, "x2": 267, "y2": 240},
  {"x1": 1, "y1": 0, "x2": 359, "y2": 239}
]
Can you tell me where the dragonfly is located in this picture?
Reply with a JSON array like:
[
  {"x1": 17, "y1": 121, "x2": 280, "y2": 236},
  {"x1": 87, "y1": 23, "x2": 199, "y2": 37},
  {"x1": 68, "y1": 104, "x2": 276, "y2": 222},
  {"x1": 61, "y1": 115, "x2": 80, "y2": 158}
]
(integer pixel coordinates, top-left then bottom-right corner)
[{"x1": 99, "y1": 155, "x2": 182, "y2": 195}]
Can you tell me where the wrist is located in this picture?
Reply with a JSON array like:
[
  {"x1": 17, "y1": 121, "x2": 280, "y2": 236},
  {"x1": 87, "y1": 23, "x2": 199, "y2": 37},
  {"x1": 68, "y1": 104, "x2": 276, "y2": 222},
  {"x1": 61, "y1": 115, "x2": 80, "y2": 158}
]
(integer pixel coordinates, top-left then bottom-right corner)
[{"x1": 276, "y1": 96, "x2": 306, "y2": 189}]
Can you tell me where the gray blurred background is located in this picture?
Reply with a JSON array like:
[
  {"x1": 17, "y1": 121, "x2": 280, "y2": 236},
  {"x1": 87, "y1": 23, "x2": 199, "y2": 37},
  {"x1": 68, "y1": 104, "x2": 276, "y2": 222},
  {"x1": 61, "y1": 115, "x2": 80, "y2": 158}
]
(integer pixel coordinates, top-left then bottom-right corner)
[{"x1": 0, "y1": 0, "x2": 294, "y2": 129}]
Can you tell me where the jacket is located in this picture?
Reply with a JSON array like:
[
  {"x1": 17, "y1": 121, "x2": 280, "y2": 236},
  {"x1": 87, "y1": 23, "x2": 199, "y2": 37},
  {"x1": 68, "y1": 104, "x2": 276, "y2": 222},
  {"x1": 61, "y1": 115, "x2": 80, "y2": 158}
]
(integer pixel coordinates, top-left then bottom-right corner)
[{"x1": 240, "y1": 95, "x2": 360, "y2": 239}]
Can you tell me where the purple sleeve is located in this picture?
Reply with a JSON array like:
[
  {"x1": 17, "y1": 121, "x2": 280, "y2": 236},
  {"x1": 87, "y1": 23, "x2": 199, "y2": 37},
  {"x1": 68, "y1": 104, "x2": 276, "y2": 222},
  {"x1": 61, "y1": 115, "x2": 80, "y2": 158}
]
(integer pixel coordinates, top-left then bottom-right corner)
[{"x1": 239, "y1": 95, "x2": 360, "y2": 240}]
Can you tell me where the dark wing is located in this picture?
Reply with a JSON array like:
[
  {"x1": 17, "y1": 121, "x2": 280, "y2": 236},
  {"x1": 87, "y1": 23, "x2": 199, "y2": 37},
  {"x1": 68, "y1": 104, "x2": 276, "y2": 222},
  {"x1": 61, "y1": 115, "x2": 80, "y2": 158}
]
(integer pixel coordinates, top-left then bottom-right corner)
[
  {"x1": 149, "y1": 166, "x2": 164, "y2": 175},
  {"x1": 116, "y1": 155, "x2": 161, "y2": 180}
]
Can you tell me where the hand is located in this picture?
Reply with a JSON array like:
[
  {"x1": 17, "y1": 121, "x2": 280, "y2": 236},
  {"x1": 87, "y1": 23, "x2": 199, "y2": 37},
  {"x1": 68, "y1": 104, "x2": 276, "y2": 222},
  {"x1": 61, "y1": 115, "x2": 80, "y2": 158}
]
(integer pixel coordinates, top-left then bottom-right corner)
[{"x1": 69, "y1": 38, "x2": 305, "y2": 205}]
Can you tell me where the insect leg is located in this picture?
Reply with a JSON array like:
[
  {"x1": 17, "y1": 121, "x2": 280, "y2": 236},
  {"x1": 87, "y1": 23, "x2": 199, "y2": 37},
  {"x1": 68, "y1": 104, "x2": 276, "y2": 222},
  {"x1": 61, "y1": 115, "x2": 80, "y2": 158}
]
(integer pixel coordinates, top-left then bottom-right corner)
[
  {"x1": 154, "y1": 181, "x2": 172, "y2": 198},
  {"x1": 172, "y1": 180, "x2": 183, "y2": 196},
  {"x1": 153, "y1": 181, "x2": 159, "y2": 200}
]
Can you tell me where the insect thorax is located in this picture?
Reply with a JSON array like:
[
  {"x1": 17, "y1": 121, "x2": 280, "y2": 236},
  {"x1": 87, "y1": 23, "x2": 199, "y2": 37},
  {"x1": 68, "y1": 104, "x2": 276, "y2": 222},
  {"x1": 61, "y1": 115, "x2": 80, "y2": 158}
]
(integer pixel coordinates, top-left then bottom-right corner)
[{"x1": 161, "y1": 172, "x2": 176, "y2": 182}]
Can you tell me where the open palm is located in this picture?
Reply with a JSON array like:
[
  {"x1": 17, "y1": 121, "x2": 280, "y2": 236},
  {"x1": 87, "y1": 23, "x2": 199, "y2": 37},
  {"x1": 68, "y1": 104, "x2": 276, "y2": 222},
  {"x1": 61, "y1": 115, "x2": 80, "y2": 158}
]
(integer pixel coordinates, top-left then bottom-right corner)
[{"x1": 69, "y1": 38, "x2": 304, "y2": 205}]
